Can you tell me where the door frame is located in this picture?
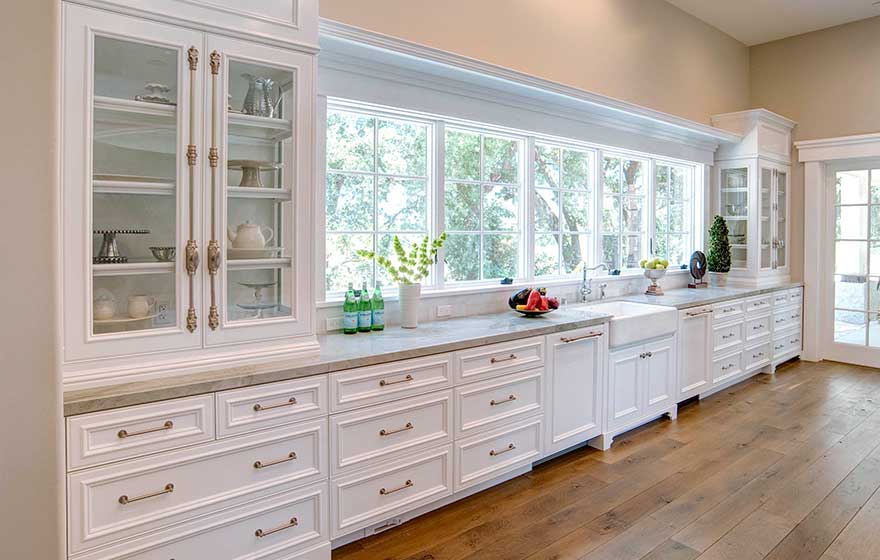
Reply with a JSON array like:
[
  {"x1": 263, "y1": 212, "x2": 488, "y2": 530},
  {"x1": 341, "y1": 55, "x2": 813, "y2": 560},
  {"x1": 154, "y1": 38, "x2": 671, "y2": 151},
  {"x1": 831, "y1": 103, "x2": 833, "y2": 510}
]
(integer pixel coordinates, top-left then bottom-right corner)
[{"x1": 797, "y1": 132, "x2": 880, "y2": 365}]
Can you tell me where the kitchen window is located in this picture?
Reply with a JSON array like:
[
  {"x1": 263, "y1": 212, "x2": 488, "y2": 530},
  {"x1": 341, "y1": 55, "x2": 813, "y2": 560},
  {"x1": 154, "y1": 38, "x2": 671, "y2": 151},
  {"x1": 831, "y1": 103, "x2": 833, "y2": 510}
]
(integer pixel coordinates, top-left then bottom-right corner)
[
  {"x1": 601, "y1": 155, "x2": 647, "y2": 270},
  {"x1": 653, "y1": 162, "x2": 694, "y2": 266}
]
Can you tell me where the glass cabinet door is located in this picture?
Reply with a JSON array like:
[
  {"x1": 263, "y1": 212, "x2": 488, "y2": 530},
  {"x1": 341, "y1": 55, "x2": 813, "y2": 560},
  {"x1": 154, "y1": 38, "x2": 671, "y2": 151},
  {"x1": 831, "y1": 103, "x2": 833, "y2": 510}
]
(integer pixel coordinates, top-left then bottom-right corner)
[
  {"x1": 760, "y1": 167, "x2": 773, "y2": 270},
  {"x1": 775, "y1": 170, "x2": 787, "y2": 268},
  {"x1": 63, "y1": 5, "x2": 204, "y2": 361},
  {"x1": 205, "y1": 36, "x2": 314, "y2": 345},
  {"x1": 720, "y1": 167, "x2": 748, "y2": 269}
]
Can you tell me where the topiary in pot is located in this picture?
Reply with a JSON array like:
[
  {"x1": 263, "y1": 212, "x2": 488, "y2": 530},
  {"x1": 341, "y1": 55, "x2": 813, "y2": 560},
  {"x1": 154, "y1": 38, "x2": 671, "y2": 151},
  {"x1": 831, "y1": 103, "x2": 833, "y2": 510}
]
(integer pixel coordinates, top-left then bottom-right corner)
[{"x1": 707, "y1": 215, "x2": 731, "y2": 285}]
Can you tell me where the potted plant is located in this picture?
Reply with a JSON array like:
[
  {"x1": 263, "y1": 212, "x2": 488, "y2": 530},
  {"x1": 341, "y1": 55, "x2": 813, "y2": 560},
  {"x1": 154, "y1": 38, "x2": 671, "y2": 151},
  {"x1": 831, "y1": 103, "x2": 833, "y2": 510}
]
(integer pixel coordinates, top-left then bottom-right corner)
[
  {"x1": 707, "y1": 215, "x2": 731, "y2": 286},
  {"x1": 357, "y1": 233, "x2": 447, "y2": 328}
]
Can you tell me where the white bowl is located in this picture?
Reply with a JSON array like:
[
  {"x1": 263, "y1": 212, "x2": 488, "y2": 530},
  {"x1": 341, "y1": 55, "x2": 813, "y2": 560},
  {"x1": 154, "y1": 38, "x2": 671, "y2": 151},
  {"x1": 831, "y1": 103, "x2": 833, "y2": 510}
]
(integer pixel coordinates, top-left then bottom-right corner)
[{"x1": 643, "y1": 268, "x2": 667, "y2": 280}]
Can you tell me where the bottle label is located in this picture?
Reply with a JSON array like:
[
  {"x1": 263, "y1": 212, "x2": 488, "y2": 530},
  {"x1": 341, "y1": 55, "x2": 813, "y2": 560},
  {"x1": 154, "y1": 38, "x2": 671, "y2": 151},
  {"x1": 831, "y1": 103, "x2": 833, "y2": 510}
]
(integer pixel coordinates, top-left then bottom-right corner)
[
  {"x1": 358, "y1": 310, "x2": 372, "y2": 328},
  {"x1": 372, "y1": 309, "x2": 385, "y2": 327},
  {"x1": 343, "y1": 312, "x2": 358, "y2": 330}
]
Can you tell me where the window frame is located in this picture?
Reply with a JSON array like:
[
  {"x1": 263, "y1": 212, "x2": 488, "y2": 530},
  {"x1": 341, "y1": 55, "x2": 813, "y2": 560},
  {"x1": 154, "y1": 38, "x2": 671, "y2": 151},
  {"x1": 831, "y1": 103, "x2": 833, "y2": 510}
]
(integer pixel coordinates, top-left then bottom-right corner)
[
  {"x1": 319, "y1": 97, "x2": 703, "y2": 302},
  {"x1": 652, "y1": 160, "x2": 696, "y2": 266}
]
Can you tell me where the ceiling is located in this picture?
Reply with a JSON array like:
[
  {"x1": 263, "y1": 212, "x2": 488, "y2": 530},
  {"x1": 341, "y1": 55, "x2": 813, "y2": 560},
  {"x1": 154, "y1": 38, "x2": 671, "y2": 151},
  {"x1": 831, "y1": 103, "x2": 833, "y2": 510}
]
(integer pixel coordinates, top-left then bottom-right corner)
[{"x1": 665, "y1": 0, "x2": 880, "y2": 45}]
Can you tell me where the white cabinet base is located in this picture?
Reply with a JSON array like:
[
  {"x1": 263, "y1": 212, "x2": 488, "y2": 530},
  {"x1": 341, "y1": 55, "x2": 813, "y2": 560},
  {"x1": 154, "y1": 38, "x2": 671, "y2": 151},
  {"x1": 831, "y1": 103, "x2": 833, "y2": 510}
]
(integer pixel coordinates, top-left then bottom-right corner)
[{"x1": 589, "y1": 404, "x2": 678, "y2": 451}]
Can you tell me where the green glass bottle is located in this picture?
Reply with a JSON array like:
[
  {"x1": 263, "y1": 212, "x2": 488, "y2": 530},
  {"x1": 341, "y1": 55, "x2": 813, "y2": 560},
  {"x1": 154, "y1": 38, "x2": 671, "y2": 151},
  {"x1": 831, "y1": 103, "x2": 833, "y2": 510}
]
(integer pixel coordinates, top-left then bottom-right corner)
[
  {"x1": 342, "y1": 282, "x2": 358, "y2": 334},
  {"x1": 371, "y1": 282, "x2": 385, "y2": 331},
  {"x1": 358, "y1": 280, "x2": 372, "y2": 332}
]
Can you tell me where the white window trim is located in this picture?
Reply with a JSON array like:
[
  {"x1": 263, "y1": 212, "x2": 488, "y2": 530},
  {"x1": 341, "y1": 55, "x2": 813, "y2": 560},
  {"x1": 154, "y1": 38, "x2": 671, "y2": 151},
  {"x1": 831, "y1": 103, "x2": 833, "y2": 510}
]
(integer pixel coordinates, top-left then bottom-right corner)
[{"x1": 319, "y1": 97, "x2": 704, "y2": 303}]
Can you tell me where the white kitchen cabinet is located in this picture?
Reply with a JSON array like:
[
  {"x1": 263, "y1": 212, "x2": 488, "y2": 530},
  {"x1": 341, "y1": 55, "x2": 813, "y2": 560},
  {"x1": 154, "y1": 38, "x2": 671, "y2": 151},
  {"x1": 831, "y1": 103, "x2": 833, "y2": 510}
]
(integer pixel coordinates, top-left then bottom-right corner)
[
  {"x1": 677, "y1": 307, "x2": 712, "y2": 401},
  {"x1": 712, "y1": 109, "x2": 796, "y2": 287},
  {"x1": 61, "y1": 3, "x2": 318, "y2": 387},
  {"x1": 604, "y1": 334, "x2": 677, "y2": 446},
  {"x1": 543, "y1": 326, "x2": 606, "y2": 456}
]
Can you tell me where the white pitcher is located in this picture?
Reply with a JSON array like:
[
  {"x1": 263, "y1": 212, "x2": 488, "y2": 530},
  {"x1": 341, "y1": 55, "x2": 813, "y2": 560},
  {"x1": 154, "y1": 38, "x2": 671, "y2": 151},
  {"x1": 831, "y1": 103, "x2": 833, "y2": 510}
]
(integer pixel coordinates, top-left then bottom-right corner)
[{"x1": 227, "y1": 222, "x2": 274, "y2": 249}]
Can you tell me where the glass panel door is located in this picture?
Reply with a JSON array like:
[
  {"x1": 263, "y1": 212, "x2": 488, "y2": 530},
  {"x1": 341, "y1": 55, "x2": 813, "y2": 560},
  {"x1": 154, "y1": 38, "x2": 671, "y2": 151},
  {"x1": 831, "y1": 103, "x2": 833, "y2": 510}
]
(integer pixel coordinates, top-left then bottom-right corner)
[
  {"x1": 720, "y1": 167, "x2": 748, "y2": 268},
  {"x1": 759, "y1": 167, "x2": 773, "y2": 270},
  {"x1": 775, "y1": 170, "x2": 787, "y2": 268},
  {"x1": 91, "y1": 35, "x2": 186, "y2": 336}
]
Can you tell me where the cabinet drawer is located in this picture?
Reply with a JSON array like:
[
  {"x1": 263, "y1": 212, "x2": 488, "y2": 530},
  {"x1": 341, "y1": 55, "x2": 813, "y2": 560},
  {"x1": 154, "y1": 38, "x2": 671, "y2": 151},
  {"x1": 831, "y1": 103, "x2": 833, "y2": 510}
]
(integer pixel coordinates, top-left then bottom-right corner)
[
  {"x1": 454, "y1": 368, "x2": 543, "y2": 438},
  {"x1": 788, "y1": 287, "x2": 803, "y2": 305},
  {"x1": 331, "y1": 444, "x2": 453, "y2": 539},
  {"x1": 713, "y1": 321, "x2": 743, "y2": 354},
  {"x1": 745, "y1": 314, "x2": 771, "y2": 342},
  {"x1": 67, "y1": 395, "x2": 215, "y2": 471},
  {"x1": 216, "y1": 376, "x2": 328, "y2": 438},
  {"x1": 772, "y1": 291, "x2": 790, "y2": 306},
  {"x1": 330, "y1": 354, "x2": 453, "y2": 413},
  {"x1": 330, "y1": 390, "x2": 452, "y2": 475},
  {"x1": 744, "y1": 341, "x2": 771, "y2": 371},
  {"x1": 773, "y1": 306, "x2": 802, "y2": 332},
  {"x1": 68, "y1": 419, "x2": 327, "y2": 554},
  {"x1": 712, "y1": 351, "x2": 743, "y2": 385},
  {"x1": 712, "y1": 300, "x2": 744, "y2": 323},
  {"x1": 745, "y1": 295, "x2": 772, "y2": 315},
  {"x1": 773, "y1": 332, "x2": 802, "y2": 359},
  {"x1": 72, "y1": 482, "x2": 329, "y2": 560},
  {"x1": 454, "y1": 416, "x2": 542, "y2": 492},
  {"x1": 454, "y1": 337, "x2": 545, "y2": 384}
]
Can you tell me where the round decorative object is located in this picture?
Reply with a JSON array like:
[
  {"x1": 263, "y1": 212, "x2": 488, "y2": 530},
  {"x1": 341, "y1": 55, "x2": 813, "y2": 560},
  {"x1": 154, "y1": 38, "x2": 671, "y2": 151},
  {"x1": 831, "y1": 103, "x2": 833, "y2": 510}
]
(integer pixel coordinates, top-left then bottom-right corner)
[
  {"x1": 149, "y1": 246, "x2": 176, "y2": 262},
  {"x1": 227, "y1": 160, "x2": 282, "y2": 188},
  {"x1": 689, "y1": 251, "x2": 707, "y2": 281}
]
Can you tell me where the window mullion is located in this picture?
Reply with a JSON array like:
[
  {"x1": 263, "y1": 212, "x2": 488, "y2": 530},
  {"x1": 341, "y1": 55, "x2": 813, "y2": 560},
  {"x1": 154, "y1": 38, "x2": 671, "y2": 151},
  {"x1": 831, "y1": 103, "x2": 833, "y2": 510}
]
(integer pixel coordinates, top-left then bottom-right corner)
[
  {"x1": 524, "y1": 137, "x2": 536, "y2": 282},
  {"x1": 647, "y1": 159, "x2": 655, "y2": 260},
  {"x1": 595, "y1": 149, "x2": 604, "y2": 270},
  {"x1": 435, "y1": 121, "x2": 446, "y2": 290}
]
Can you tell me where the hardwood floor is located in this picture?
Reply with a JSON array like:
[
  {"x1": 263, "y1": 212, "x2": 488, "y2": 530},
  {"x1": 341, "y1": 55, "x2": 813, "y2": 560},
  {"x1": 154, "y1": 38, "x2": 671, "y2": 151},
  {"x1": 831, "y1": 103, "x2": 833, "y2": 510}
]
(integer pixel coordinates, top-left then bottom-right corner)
[{"x1": 332, "y1": 359, "x2": 880, "y2": 560}]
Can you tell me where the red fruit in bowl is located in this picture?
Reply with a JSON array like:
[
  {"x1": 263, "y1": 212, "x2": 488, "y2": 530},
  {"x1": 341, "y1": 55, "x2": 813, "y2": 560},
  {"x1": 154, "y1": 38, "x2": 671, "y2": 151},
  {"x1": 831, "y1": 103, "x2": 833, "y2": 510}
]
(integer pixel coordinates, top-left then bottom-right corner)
[
  {"x1": 525, "y1": 290, "x2": 542, "y2": 311},
  {"x1": 547, "y1": 297, "x2": 559, "y2": 310},
  {"x1": 537, "y1": 296, "x2": 549, "y2": 311}
]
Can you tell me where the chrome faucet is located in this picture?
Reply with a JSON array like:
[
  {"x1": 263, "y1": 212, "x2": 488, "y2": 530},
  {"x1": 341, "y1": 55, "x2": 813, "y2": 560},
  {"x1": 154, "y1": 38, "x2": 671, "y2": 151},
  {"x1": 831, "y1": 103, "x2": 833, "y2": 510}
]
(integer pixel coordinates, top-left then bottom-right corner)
[{"x1": 580, "y1": 263, "x2": 609, "y2": 302}]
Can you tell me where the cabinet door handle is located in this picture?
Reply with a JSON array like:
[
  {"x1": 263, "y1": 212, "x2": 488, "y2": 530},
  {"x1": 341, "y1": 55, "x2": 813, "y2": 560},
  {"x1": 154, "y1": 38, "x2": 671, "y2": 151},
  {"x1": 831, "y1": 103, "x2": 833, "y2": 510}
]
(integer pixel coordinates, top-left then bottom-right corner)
[
  {"x1": 380, "y1": 479, "x2": 413, "y2": 495},
  {"x1": 255, "y1": 517, "x2": 298, "y2": 538},
  {"x1": 490, "y1": 353, "x2": 518, "y2": 364},
  {"x1": 379, "y1": 374, "x2": 414, "y2": 387},
  {"x1": 117, "y1": 420, "x2": 173, "y2": 439},
  {"x1": 490, "y1": 443, "x2": 516, "y2": 457},
  {"x1": 490, "y1": 394, "x2": 517, "y2": 406},
  {"x1": 686, "y1": 309, "x2": 712, "y2": 317},
  {"x1": 253, "y1": 452, "x2": 297, "y2": 469},
  {"x1": 184, "y1": 46, "x2": 200, "y2": 333},
  {"x1": 560, "y1": 332, "x2": 603, "y2": 343},
  {"x1": 118, "y1": 483, "x2": 174, "y2": 505},
  {"x1": 207, "y1": 50, "x2": 221, "y2": 331},
  {"x1": 380, "y1": 422, "x2": 414, "y2": 436},
  {"x1": 253, "y1": 397, "x2": 297, "y2": 412}
]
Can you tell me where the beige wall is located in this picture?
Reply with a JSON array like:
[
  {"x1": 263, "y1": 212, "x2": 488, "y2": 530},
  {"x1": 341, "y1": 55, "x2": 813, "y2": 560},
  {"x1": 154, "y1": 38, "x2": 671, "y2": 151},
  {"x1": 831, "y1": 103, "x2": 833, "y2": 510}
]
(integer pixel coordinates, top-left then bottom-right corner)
[
  {"x1": 750, "y1": 16, "x2": 880, "y2": 281},
  {"x1": 0, "y1": 1, "x2": 63, "y2": 558},
  {"x1": 320, "y1": 0, "x2": 750, "y2": 125}
]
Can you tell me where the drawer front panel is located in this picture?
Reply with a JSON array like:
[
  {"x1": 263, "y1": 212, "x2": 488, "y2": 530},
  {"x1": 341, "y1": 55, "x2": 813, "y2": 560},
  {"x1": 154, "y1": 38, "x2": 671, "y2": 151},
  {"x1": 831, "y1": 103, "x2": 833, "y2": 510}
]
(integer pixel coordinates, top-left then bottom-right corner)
[
  {"x1": 774, "y1": 332, "x2": 802, "y2": 359},
  {"x1": 773, "y1": 305, "x2": 802, "y2": 332},
  {"x1": 68, "y1": 419, "x2": 327, "y2": 553},
  {"x1": 712, "y1": 351, "x2": 743, "y2": 385},
  {"x1": 454, "y1": 337, "x2": 545, "y2": 384},
  {"x1": 330, "y1": 390, "x2": 453, "y2": 475},
  {"x1": 455, "y1": 368, "x2": 543, "y2": 438},
  {"x1": 216, "y1": 376, "x2": 328, "y2": 438},
  {"x1": 744, "y1": 342, "x2": 771, "y2": 371},
  {"x1": 712, "y1": 300, "x2": 744, "y2": 323},
  {"x1": 455, "y1": 416, "x2": 542, "y2": 492},
  {"x1": 745, "y1": 314, "x2": 771, "y2": 342},
  {"x1": 713, "y1": 321, "x2": 743, "y2": 354},
  {"x1": 330, "y1": 354, "x2": 453, "y2": 413},
  {"x1": 745, "y1": 295, "x2": 772, "y2": 315},
  {"x1": 772, "y1": 291, "x2": 790, "y2": 306},
  {"x1": 331, "y1": 444, "x2": 453, "y2": 538},
  {"x1": 67, "y1": 395, "x2": 215, "y2": 471},
  {"x1": 73, "y1": 482, "x2": 329, "y2": 560},
  {"x1": 788, "y1": 287, "x2": 803, "y2": 305}
]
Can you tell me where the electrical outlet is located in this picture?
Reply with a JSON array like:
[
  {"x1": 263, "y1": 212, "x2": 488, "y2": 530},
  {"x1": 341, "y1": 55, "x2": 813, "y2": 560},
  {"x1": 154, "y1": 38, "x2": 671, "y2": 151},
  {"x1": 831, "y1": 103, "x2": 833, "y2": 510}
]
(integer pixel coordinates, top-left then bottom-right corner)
[
  {"x1": 436, "y1": 304, "x2": 452, "y2": 318},
  {"x1": 325, "y1": 316, "x2": 343, "y2": 331}
]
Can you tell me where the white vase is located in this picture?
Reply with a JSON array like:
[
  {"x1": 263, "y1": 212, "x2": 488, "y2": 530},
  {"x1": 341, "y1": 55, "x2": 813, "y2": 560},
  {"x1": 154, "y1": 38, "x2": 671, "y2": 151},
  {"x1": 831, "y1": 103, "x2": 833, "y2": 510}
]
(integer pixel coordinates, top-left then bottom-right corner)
[
  {"x1": 710, "y1": 272, "x2": 728, "y2": 287},
  {"x1": 399, "y1": 282, "x2": 421, "y2": 328}
]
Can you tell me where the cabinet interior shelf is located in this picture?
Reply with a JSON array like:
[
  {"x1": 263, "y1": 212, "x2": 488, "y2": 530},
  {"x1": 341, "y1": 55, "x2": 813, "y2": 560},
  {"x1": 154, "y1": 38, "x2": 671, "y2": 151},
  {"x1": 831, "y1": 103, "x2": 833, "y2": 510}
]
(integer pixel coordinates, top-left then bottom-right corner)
[
  {"x1": 227, "y1": 186, "x2": 292, "y2": 200},
  {"x1": 228, "y1": 112, "x2": 292, "y2": 142},
  {"x1": 721, "y1": 187, "x2": 748, "y2": 193},
  {"x1": 93, "y1": 260, "x2": 174, "y2": 277},
  {"x1": 93, "y1": 179, "x2": 175, "y2": 196},
  {"x1": 721, "y1": 215, "x2": 747, "y2": 221},
  {"x1": 226, "y1": 257, "x2": 291, "y2": 270}
]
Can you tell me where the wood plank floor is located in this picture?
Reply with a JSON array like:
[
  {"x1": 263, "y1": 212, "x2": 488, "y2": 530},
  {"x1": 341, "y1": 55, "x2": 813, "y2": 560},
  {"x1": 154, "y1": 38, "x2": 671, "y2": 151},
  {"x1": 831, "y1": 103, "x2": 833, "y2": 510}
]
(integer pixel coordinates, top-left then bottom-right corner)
[{"x1": 332, "y1": 360, "x2": 880, "y2": 560}]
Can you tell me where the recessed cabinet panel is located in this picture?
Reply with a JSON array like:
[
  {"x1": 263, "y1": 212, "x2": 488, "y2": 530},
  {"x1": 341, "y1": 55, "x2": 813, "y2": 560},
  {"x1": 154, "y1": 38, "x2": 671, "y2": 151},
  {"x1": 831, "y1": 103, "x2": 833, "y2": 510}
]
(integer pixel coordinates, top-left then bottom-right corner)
[
  {"x1": 678, "y1": 308, "x2": 711, "y2": 400},
  {"x1": 644, "y1": 339, "x2": 675, "y2": 415},
  {"x1": 607, "y1": 347, "x2": 642, "y2": 430}
]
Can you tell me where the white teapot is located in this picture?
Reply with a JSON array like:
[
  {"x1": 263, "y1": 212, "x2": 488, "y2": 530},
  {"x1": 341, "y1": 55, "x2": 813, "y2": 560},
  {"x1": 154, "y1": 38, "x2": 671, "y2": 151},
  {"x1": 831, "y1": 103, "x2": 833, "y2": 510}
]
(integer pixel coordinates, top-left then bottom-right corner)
[{"x1": 227, "y1": 221, "x2": 274, "y2": 249}]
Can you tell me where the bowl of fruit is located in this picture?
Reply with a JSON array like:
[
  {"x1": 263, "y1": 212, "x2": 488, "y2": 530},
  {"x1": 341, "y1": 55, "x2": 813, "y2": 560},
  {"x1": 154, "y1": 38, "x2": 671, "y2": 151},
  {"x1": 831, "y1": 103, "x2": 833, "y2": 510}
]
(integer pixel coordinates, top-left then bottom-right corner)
[
  {"x1": 640, "y1": 257, "x2": 669, "y2": 295},
  {"x1": 508, "y1": 287, "x2": 559, "y2": 316}
]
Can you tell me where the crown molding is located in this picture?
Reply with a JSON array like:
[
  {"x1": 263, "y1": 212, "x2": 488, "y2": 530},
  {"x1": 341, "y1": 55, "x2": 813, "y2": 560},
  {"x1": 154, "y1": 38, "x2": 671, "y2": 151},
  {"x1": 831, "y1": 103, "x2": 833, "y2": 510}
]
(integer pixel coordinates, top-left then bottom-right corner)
[
  {"x1": 318, "y1": 19, "x2": 742, "y2": 151},
  {"x1": 795, "y1": 132, "x2": 880, "y2": 162}
]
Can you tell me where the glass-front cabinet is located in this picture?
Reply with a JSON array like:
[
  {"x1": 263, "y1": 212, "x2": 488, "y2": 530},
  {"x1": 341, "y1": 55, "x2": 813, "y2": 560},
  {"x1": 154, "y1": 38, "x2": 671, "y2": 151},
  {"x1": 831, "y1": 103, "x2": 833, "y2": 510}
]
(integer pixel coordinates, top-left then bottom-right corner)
[{"x1": 62, "y1": 4, "x2": 317, "y2": 382}]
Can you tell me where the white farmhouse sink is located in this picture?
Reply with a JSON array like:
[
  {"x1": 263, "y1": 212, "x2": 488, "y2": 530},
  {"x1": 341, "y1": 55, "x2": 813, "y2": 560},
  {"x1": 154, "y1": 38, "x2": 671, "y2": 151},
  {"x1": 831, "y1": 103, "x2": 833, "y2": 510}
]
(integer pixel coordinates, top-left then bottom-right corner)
[{"x1": 580, "y1": 301, "x2": 678, "y2": 348}]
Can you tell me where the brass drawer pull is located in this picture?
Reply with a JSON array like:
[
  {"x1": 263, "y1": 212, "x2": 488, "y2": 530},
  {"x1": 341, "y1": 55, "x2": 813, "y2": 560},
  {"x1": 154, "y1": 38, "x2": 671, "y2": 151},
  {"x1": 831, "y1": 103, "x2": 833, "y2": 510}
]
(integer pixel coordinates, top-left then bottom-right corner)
[
  {"x1": 379, "y1": 374, "x2": 414, "y2": 387},
  {"x1": 380, "y1": 422, "x2": 414, "y2": 437},
  {"x1": 254, "y1": 452, "x2": 297, "y2": 469},
  {"x1": 117, "y1": 420, "x2": 173, "y2": 439},
  {"x1": 722, "y1": 333, "x2": 734, "y2": 339},
  {"x1": 491, "y1": 353, "x2": 518, "y2": 364},
  {"x1": 255, "y1": 517, "x2": 298, "y2": 538},
  {"x1": 490, "y1": 394, "x2": 517, "y2": 406},
  {"x1": 253, "y1": 397, "x2": 297, "y2": 412},
  {"x1": 380, "y1": 479, "x2": 413, "y2": 495},
  {"x1": 560, "y1": 332, "x2": 603, "y2": 343},
  {"x1": 118, "y1": 483, "x2": 174, "y2": 505},
  {"x1": 753, "y1": 324, "x2": 764, "y2": 330},
  {"x1": 686, "y1": 309, "x2": 712, "y2": 317},
  {"x1": 775, "y1": 318, "x2": 785, "y2": 324},
  {"x1": 775, "y1": 344, "x2": 785, "y2": 350},
  {"x1": 752, "y1": 352, "x2": 764, "y2": 359},
  {"x1": 490, "y1": 443, "x2": 516, "y2": 457}
]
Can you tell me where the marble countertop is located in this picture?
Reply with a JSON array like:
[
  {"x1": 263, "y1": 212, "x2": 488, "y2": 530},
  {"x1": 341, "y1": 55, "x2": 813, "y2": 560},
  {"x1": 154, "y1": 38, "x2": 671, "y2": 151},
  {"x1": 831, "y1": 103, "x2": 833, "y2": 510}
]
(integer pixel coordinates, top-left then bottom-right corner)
[
  {"x1": 63, "y1": 306, "x2": 612, "y2": 416},
  {"x1": 616, "y1": 282, "x2": 803, "y2": 310}
]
